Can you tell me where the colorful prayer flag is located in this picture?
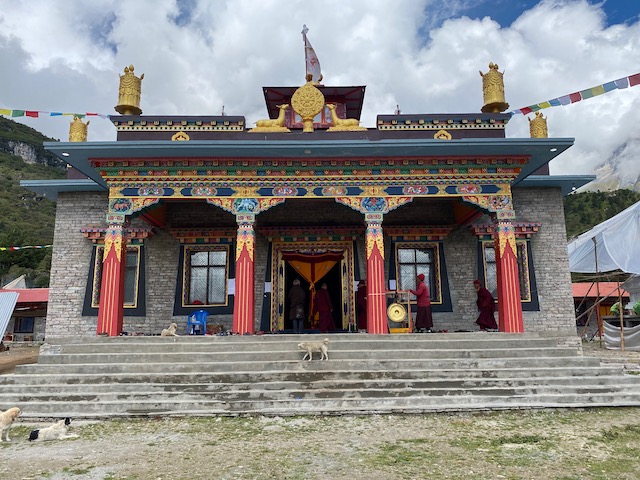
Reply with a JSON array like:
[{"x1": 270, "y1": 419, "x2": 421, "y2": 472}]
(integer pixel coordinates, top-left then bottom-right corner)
[
  {"x1": 11, "y1": 110, "x2": 25, "y2": 117},
  {"x1": 0, "y1": 109, "x2": 10, "y2": 116},
  {"x1": 25, "y1": 111, "x2": 39, "y2": 118},
  {"x1": 630, "y1": 73, "x2": 640, "y2": 87}
]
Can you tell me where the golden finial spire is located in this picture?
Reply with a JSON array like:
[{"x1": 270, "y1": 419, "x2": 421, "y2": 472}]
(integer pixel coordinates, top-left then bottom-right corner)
[
  {"x1": 480, "y1": 62, "x2": 509, "y2": 113},
  {"x1": 528, "y1": 111, "x2": 548, "y2": 138},
  {"x1": 69, "y1": 116, "x2": 90, "y2": 142},
  {"x1": 115, "y1": 64, "x2": 144, "y2": 115}
]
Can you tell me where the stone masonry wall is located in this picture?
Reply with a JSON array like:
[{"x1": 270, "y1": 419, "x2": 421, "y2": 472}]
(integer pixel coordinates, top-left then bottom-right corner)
[
  {"x1": 46, "y1": 187, "x2": 574, "y2": 337},
  {"x1": 46, "y1": 192, "x2": 108, "y2": 338}
]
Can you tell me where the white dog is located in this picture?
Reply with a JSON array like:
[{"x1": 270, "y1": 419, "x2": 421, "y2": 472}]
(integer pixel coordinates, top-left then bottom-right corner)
[
  {"x1": 29, "y1": 417, "x2": 78, "y2": 441},
  {"x1": 161, "y1": 323, "x2": 179, "y2": 336},
  {"x1": 298, "y1": 338, "x2": 330, "y2": 361},
  {"x1": 0, "y1": 407, "x2": 21, "y2": 442}
]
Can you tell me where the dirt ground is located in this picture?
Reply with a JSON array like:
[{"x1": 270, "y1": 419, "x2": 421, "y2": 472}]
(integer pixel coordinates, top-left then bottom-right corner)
[{"x1": 2, "y1": 341, "x2": 640, "y2": 479}]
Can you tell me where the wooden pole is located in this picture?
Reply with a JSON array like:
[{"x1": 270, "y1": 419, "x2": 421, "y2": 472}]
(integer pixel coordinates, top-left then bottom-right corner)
[
  {"x1": 618, "y1": 278, "x2": 625, "y2": 351},
  {"x1": 593, "y1": 238, "x2": 603, "y2": 347}
]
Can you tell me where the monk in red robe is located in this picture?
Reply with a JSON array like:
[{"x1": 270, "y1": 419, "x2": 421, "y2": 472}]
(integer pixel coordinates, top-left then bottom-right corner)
[
  {"x1": 410, "y1": 273, "x2": 433, "y2": 332},
  {"x1": 356, "y1": 280, "x2": 367, "y2": 331},
  {"x1": 314, "y1": 283, "x2": 336, "y2": 333},
  {"x1": 474, "y1": 279, "x2": 497, "y2": 331}
]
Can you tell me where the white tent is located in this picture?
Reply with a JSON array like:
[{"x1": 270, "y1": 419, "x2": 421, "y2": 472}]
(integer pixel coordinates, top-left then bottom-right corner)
[{"x1": 567, "y1": 200, "x2": 640, "y2": 275}]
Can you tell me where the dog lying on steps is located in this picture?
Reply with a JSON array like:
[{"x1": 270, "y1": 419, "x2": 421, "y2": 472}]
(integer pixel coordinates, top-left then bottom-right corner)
[
  {"x1": 0, "y1": 407, "x2": 20, "y2": 442},
  {"x1": 29, "y1": 417, "x2": 78, "y2": 441},
  {"x1": 161, "y1": 323, "x2": 179, "y2": 336},
  {"x1": 298, "y1": 338, "x2": 330, "y2": 361}
]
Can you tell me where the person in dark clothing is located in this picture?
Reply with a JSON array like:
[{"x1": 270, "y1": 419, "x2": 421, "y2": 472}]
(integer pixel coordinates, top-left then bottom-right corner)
[
  {"x1": 474, "y1": 279, "x2": 498, "y2": 331},
  {"x1": 410, "y1": 273, "x2": 433, "y2": 332},
  {"x1": 288, "y1": 279, "x2": 306, "y2": 333},
  {"x1": 356, "y1": 280, "x2": 368, "y2": 331},
  {"x1": 314, "y1": 283, "x2": 336, "y2": 333}
]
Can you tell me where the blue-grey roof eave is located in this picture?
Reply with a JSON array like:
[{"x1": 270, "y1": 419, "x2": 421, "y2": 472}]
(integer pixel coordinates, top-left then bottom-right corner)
[
  {"x1": 516, "y1": 175, "x2": 596, "y2": 196},
  {"x1": 20, "y1": 179, "x2": 107, "y2": 201},
  {"x1": 43, "y1": 137, "x2": 575, "y2": 188}
]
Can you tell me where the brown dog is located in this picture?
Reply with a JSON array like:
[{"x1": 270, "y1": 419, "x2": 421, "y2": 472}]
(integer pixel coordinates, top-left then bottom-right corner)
[
  {"x1": 297, "y1": 338, "x2": 330, "y2": 361},
  {"x1": 0, "y1": 407, "x2": 21, "y2": 442}
]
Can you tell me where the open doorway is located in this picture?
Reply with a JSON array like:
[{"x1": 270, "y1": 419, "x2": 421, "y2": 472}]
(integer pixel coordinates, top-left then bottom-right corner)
[{"x1": 284, "y1": 261, "x2": 343, "y2": 332}]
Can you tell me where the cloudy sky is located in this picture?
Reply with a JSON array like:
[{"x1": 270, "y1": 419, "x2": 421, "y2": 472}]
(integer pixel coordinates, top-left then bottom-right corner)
[{"x1": 1, "y1": 0, "x2": 639, "y2": 177}]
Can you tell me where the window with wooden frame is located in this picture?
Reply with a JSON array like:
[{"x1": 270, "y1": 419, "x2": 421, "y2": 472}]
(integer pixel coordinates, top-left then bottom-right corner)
[
  {"x1": 182, "y1": 245, "x2": 229, "y2": 307},
  {"x1": 90, "y1": 245, "x2": 142, "y2": 308},
  {"x1": 480, "y1": 240, "x2": 536, "y2": 306},
  {"x1": 395, "y1": 243, "x2": 443, "y2": 304},
  {"x1": 14, "y1": 317, "x2": 34, "y2": 333}
]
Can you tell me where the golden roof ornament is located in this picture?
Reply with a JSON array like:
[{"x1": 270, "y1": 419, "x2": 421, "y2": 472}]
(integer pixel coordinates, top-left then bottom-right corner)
[
  {"x1": 480, "y1": 62, "x2": 509, "y2": 113},
  {"x1": 115, "y1": 64, "x2": 144, "y2": 115},
  {"x1": 291, "y1": 74, "x2": 325, "y2": 132},
  {"x1": 326, "y1": 104, "x2": 367, "y2": 132},
  {"x1": 249, "y1": 104, "x2": 291, "y2": 133},
  {"x1": 69, "y1": 116, "x2": 90, "y2": 142},
  {"x1": 528, "y1": 111, "x2": 548, "y2": 138}
]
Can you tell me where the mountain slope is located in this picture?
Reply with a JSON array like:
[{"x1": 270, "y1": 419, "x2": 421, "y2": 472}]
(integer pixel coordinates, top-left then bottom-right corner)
[{"x1": 0, "y1": 117, "x2": 65, "y2": 287}]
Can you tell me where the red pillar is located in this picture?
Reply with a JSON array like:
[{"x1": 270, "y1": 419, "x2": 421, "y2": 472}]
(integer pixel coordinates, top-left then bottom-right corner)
[
  {"x1": 233, "y1": 214, "x2": 255, "y2": 334},
  {"x1": 365, "y1": 213, "x2": 388, "y2": 334},
  {"x1": 97, "y1": 220, "x2": 126, "y2": 336},
  {"x1": 494, "y1": 218, "x2": 524, "y2": 333}
]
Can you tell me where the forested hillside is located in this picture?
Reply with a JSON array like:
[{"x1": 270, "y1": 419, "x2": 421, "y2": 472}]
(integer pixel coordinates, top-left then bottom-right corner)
[
  {"x1": 0, "y1": 117, "x2": 65, "y2": 287},
  {"x1": 563, "y1": 189, "x2": 640, "y2": 239}
]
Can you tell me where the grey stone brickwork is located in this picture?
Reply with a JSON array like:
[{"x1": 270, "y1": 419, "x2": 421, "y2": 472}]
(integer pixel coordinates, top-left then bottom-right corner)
[{"x1": 45, "y1": 186, "x2": 576, "y2": 338}]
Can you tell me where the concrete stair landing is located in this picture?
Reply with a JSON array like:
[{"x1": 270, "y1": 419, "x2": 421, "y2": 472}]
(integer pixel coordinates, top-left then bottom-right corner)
[{"x1": 1, "y1": 332, "x2": 639, "y2": 419}]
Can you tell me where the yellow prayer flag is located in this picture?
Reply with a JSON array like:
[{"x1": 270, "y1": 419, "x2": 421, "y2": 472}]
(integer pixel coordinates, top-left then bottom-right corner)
[
  {"x1": 538, "y1": 101, "x2": 552, "y2": 109},
  {"x1": 0, "y1": 109, "x2": 11, "y2": 116},
  {"x1": 591, "y1": 85, "x2": 605, "y2": 96}
]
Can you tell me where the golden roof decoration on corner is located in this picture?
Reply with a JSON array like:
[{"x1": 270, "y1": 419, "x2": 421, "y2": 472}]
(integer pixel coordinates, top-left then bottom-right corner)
[
  {"x1": 115, "y1": 64, "x2": 144, "y2": 115},
  {"x1": 528, "y1": 111, "x2": 548, "y2": 138},
  {"x1": 69, "y1": 116, "x2": 89, "y2": 142},
  {"x1": 480, "y1": 62, "x2": 509, "y2": 113}
]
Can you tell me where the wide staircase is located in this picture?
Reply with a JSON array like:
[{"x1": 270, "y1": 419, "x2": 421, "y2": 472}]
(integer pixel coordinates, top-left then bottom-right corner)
[{"x1": 2, "y1": 332, "x2": 640, "y2": 419}]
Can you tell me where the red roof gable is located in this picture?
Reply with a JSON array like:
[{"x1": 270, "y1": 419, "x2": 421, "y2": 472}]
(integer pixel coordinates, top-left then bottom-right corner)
[
  {"x1": 2, "y1": 288, "x2": 49, "y2": 303},
  {"x1": 572, "y1": 283, "x2": 629, "y2": 299}
]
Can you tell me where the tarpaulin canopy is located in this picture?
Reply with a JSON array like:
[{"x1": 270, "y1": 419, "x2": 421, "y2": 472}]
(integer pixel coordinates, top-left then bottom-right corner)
[{"x1": 568, "y1": 201, "x2": 640, "y2": 275}]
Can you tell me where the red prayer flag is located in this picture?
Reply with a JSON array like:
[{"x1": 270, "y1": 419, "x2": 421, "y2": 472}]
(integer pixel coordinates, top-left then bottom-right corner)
[
  {"x1": 520, "y1": 107, "x2": 533, "y2": 115},
  {"x1": 629, "y1": 73, "x2": 640, "y2": 87},
  {"x1": 569, "y1": 92, "x2": 582, "y2": 103},
  {"x1": 25, "y1": 111, "x2": 39, "y2": 118}
]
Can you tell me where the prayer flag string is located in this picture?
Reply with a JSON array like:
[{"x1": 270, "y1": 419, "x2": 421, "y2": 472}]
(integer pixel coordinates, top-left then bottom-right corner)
[
  {"x1": 0, "y1": 109, "x2": 109, "y2": 119},
  {"x1": 510, "y1": 72, "x2": 640, "y2": 115},
  {"x1": 0, "y1": 245, "x2": 52, "y2": 251}
]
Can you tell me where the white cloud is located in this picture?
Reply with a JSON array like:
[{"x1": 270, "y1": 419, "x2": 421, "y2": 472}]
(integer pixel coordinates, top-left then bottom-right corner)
[{"x1": 1, "y1": 0, "x2": 639, "y2": 178}]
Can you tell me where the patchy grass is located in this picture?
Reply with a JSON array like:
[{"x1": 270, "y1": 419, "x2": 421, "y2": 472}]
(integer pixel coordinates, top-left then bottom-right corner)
[{"x1": 3, "y1": 409, "x2": 640, "y2": 479}]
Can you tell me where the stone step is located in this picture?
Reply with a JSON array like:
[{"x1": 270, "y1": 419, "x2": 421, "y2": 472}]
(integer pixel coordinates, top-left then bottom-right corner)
[
  {"x1": 11, "y1": 356, "x2": 602, "y2": 375},
  {"x1": 0, "y1": 365, "x2": 623, "y2": 386},
  {"x1": 10, "y1": 391, "x2": 640, "y2": 419},
  {"x1": 50, "y1": 336, "x2": 564, "y2": 354},
  {"x1": 2, "y1": 374, "x2": 639, "y2": 397},
  {"x1": 35, "y1": 347, "x2": 579, "y2": 364}
]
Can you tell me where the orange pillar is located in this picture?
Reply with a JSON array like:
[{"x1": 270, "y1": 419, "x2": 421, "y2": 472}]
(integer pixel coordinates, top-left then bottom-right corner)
[
  {"x1": 494, "y1": 217, "x2": 524, "y2": 333},
  {"x1": 233, "y1": 213, "x2": 255, "y2": 334},
  {"x1": 96, "y1": 219, "x2": 126, "y2": 336},
  {"x1": 365, "y1": 213, "x2": 388, "y2": 334}
]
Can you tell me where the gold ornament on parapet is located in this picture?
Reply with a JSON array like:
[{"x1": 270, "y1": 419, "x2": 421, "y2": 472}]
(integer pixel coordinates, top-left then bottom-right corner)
[
  {"x1": 171, "y1": 131, "x2": 190, "y2": 141},
  {"x1": 291, "y1": 75, "x2": 325, "y2": 133},
  {"x1": 480, "y1": 62, "x2": 509, "y2": 113},
  {"x1": 326, "y1": 104, "x2": 367, "y2": 132},
  {"x1": 528, "y1": 112, "x2": 548, "y2": 138},
  {"x1": 69, "y1": 116, "x2": 90, "y2": 142},
  {"x1": 434, "y1": 129, "x2": 451, "y2": 140},
  {"x1": 115, "y1": 64, "x2": 144, "y2": 115},
  {"x1": 249, "y1": 104, "x2": 291, "y2": 133}
]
